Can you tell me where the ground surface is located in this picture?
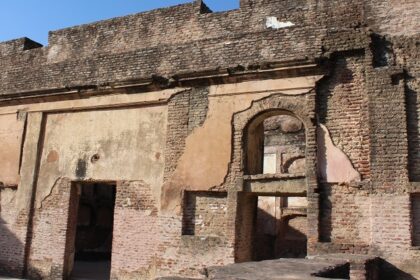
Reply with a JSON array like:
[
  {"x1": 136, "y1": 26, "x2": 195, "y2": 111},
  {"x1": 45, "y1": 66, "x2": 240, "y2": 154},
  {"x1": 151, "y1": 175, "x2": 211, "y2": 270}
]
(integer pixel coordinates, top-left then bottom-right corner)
[
  {"x1": 0, "y1": 261, "x2": 111, "y2": 280},
  {"x1": 71, "y1": 261, "x2": 111, "y2": 280},
  {"x1": 158, "y1": 258, "x2": 349, "y2": 280}
]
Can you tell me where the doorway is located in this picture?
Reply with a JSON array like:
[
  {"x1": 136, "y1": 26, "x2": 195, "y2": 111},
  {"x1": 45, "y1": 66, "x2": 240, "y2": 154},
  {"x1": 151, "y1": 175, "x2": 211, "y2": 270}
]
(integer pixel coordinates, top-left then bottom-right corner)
[
  {"x1": 254, "y1": 195, "x2": 307, "y2": 261},
  {"x1": 70, "y1": 182, "x2": 116, "y2": 280}
]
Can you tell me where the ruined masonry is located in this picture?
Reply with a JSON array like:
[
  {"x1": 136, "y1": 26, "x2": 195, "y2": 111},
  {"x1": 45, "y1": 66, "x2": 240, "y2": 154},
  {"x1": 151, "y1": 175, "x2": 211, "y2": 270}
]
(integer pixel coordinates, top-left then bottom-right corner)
[{"x1": 0, "y1": 0, "x2": 419, "y2": 279}]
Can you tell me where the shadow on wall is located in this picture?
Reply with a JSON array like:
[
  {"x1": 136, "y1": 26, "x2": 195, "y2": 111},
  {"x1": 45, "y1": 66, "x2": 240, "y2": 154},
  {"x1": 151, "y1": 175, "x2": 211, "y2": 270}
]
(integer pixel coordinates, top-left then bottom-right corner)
[
  {"x1": 316, "y1": 56, "x2": 353, "y2": 123},
  {"x1": 0, "y1": 217, "x2": 57, "y2": 279},
  {"x1": 377, "y1": 259, "x2": 417, "y2": 280},
  {"x1": 318, "y1": 184, "x2": 333, "y2": 243},
  {"x1": 275, "y1": 215, "x2": 307, "y2": 258},
  {"x1": 0, "y1": 217, "x2": 25, "y2": 277},
  {"x1": 254, "y1": 208, "x2": 307, "y2": 261},
  {"x1": 405, "y1": 71, "x2": 420, "y2": 182}
]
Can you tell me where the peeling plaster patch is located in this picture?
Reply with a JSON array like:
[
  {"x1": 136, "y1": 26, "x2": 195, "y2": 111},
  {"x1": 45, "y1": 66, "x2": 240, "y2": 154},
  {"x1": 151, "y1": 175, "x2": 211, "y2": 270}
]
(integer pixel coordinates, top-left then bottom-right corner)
[
  {"x1": 37, "y1": 177, "x2": 63, "y2": 209},
  {"x1": 161, "y1": 78, "x2": 322, "y2": 213},
  {"x1": 46, "y1": 150, "x2": 59, "y2": 163},
  {"x1": 317, "y1": 124, "x2": 361, "y2": 183},
  {"x1": 266, "y1": 17, "x2": 295, "y2": 29}
]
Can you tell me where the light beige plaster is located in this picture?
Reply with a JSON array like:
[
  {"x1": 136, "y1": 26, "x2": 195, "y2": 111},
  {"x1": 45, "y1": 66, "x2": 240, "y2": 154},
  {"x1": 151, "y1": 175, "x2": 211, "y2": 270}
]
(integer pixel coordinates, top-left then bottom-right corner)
[
  {"x1": 0, "y1": 88, "x2": 187, "y2": 115},
  {"x1": 35, "y1": 105, "x2": 167, "y2": 209},
  {"x1": 16, "y1": 112, "x2": 44, "y2": 211},
  {"x1": 317, "y1": 124, "x2": 361, "y2": 183},
  {"x1": 209, "y1": 76, "x2": 322, "y2": 97},
  {"x1": 12, "y1": 88, "x2": 183, "y2": 213},
  {"x1": 0, "y1": 113, "x2": 25, "y2": 186}
]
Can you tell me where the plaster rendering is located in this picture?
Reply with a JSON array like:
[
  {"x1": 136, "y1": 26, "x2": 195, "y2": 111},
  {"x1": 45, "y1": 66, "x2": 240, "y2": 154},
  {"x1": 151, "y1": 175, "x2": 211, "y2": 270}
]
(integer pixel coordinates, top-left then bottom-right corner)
[
  {"x1": 317, "y1": 124, "x2": 361, "y2": 184},
  {"x1": 0, "y1": 0, "x2": 419, "y2": 279}
]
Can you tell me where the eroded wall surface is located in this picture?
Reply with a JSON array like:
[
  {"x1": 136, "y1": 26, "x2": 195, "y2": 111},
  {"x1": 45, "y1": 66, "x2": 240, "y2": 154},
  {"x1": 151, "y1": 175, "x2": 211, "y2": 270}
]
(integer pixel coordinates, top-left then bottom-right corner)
[
  {"x1": 0, "y1": 76, "x2": 321, "y2": 279},
  {"x1": 0, "y1": 0, "x2": 419, "y2": 278},
  {"x1": 0, "y1": 187, "x2": 21, "y2": 275},
  {"x1": 162, "y1": 77, "x2": 320, "y2": 213},
  {"x1": 0, "y1": 114, "x2": 26, "y2": 276},
  {"x1": 38, "y1": 106, "x2": 167, "y2": 206},
  {"x1": 28, "y1": 105, "x2": 167, "y2": 276}
]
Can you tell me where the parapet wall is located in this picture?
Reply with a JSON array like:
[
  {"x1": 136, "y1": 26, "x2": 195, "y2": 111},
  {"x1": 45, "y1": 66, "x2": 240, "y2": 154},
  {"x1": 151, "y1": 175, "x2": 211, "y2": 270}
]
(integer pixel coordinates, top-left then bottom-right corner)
[
  {"x1": 0, "y1": 38, "x2": 42, "y2": 57},
  {"x1": 1, "y1": 0, "x2": 416, "y2": 96},
  {"x1": 0, "y1": 0, "x2": 370, "y2": 96}
]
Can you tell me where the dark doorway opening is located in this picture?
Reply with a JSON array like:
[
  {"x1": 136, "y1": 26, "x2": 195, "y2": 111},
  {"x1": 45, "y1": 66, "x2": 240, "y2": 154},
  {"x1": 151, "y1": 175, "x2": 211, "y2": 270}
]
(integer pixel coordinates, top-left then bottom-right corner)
[
  {"x1": 254, "y1": 195, "x2": 307, "y2": 261},
  {"x1": 71, "y1": 182, "x2": 116, "y2": 280},
  {"x1": 236, "y1": 111, "x2": 308, "y2": 262}
]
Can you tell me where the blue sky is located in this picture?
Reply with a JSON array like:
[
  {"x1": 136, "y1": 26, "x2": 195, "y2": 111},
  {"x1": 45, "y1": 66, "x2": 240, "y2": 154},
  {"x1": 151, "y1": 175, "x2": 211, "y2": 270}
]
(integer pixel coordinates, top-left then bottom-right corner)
[{"x1": 0, "y1": 0, "x2": 238, "y2": 45}]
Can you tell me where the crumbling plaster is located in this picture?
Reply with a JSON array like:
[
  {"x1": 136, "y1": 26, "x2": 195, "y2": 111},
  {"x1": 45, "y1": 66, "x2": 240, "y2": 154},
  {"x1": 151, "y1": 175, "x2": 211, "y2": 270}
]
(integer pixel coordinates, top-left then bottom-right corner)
[
  {"x1": 0, "y1": 88, "x2": 184, "y2": 115},
  {"x1": 35, "y1": 105, "x2": 167, "y2": 209},
  {"x1": 162, "y1": 76, "x2": 323, "y2": 212},
  {"x1": 6, "y1": 88, "x2": 184, "y2": 212},
  {"x1": 0, "y1": 0, "x2": 418, "y2": 278},
  {"x1": 317, "y1": 124, "x2": 361, "y2": 184}
]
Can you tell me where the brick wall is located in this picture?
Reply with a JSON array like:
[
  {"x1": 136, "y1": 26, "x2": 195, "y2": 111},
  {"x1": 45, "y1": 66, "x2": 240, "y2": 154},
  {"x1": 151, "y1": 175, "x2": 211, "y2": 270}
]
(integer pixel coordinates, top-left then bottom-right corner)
[
  {"x1": 0, "y1": 38, "x2": 42, "y2": 56},
  {"x1": 371, "y1": 194, "x2": 412, "y2": 259},
  {"x1": 0, "y1": 0, "x2": 375, "y2": 97},
  {"x1": 319, "y1": 184, "x2": 371, "y2": 245},
  {"x1": 187, "y1": 87, "x2": 209, "y2": 134},
  {"x1": 0, "y1": 0, "x2": 419, "y2": 278},
  {"x1": 164, "y1": 87, "x2": 209, "y2": 181},
  {"x1": 182, "y1": 192, "x2": 227, "y2": 237},
  {"x1": 110, "y1": 181, "x2": 160, "y2": 279},
  {"x1": 394, "y1": 37, "x2": 420, "y2": 182},
  {"x1": 28, "y1": 178, "x2": 73, "y2": 279},
  {"x1": 110, "y1": 182, "x2": 233, "y2": 279},
  {"x1": 0, "y1": 188, "x2": 24, "y2": 277},
  {"x1": 235, "y1": 193, "x2": 257, "y2": 262},
  {"x1": 365, "y1": 0, "x2": 420, "y2": 36},
  {"x1": 317, "y1": 54, "x2": 371, "y2": 180},
  {"x1": 365, "y1": 58, "x2": 409, "y2": 187},
  {"x1": 164, "y1": 91, "x2": 190, "y2": 181}
]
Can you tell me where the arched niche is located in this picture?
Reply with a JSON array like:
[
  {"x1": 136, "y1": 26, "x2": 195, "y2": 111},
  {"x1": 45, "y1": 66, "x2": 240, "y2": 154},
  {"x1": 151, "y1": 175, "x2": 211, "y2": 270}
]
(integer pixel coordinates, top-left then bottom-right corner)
[{"x1": 244, "y1": 109, "x2": 306, "y2": 176}]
